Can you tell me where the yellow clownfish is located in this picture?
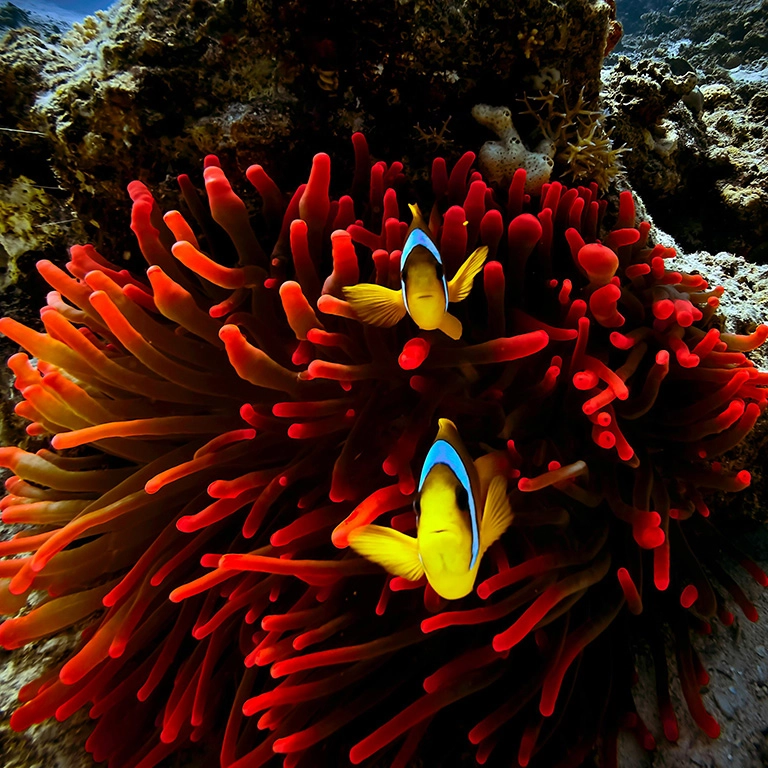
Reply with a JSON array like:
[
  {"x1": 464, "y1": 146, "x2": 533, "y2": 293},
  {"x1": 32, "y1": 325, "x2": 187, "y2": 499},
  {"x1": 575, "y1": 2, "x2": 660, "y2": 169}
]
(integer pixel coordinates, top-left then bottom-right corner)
[
  {"x1": 348, "y1": 419, "x2": 513, "y2": 600},
  {"x1": 342, "y1": 205, "x2": 488, "y2": 340}
]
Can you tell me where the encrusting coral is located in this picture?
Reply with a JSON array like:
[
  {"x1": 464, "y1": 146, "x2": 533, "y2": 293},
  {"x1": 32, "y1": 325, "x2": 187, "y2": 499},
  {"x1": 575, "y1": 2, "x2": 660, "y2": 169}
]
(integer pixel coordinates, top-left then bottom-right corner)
[{"x1": 0, "y1": 133, "x2": 766, "y2": 768}]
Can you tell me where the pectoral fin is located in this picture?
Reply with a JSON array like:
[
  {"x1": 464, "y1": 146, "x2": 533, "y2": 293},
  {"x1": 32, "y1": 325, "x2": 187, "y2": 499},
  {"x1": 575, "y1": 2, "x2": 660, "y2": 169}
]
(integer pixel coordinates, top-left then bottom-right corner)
[
  {"x1": 480, "y1": 475, "x2": 513, "y2": 553},
  {"x1": 447, "y1": 246, "x2": 488, "y2": 303},
  {"x1": 438, "y1": 312, "x2": 463, "y2": 340},
  {"x1": 348, "y1": 525, "x2": 424, "y2": 581},
  {"x1": 342, "y1": 284, "x2": 406, "y2": 327}
]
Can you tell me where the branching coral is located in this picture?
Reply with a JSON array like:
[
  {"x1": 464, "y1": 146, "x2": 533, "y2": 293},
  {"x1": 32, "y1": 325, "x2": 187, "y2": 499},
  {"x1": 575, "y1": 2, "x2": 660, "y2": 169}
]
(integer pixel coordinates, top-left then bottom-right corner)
[
  {"x1": 557, "y1": 119, "x2": 628, "y2": 189},
  {"x1": 1, "y1": 136, "x2": 767, "y2": 768},
  {"x1": 520, "y1": 74, "x2": 629, "y2": 190},
  {"x1": 414, "y1": 116, "x2": 455, "y2": 154}
]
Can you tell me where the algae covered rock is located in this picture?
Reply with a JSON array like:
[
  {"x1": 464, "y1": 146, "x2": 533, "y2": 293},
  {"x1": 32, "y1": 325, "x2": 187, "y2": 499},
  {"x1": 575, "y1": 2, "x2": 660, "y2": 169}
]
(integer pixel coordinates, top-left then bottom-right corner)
[
  {"x1": 607, "y1": 0, "x2": 768, "y2": 256},
  {"x1": 602, "y1": 57, "x2": 707, "y2": 200},
  {"x1": 0, "y1": 0, "x2": 615, "y2": 265}
]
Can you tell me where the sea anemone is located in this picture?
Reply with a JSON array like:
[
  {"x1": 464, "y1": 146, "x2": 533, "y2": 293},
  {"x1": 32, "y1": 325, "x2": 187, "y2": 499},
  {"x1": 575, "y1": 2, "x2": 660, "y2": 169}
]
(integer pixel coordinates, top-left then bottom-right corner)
[{"x1": 1, "y1": 134, "x2": 766, "y2": 768}]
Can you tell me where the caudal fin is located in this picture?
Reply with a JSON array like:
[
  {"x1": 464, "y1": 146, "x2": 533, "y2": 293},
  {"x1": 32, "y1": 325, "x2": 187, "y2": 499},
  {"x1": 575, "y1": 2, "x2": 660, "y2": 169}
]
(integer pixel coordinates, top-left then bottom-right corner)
[{"x1": 438, "y1": 312, "x2": 463, "y2": 340}]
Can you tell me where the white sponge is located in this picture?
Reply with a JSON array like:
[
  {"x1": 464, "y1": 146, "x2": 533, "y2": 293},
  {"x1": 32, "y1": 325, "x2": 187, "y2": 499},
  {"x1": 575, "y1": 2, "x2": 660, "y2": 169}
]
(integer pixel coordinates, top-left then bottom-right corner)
[{"x1": 472, "y1": 104, "x2": 555, "y2": 194}]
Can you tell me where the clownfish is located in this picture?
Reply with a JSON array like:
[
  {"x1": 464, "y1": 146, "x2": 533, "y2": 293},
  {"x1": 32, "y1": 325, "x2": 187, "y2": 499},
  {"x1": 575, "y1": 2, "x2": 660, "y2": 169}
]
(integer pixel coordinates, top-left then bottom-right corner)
[
  {"x1": 348, "y1": 418, "x2": 513, "y2": 600},
  {"x1": 342, "y1": 205, "x2": 488, "y2": 340}
]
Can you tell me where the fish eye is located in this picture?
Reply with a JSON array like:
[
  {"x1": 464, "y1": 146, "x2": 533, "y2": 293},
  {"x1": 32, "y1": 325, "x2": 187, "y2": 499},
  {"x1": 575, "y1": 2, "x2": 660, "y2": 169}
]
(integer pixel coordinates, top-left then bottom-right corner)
[
  {"x1": 435, "y1": 263, "x2": 444, "y2": 280},
  {"x1": 455, "y1": 485, "x2": 470, "y2": 512}
]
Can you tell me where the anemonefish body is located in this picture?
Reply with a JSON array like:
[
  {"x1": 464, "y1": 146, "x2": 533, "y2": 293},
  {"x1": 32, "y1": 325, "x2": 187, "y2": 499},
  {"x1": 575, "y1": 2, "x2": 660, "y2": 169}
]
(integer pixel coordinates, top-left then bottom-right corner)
[
  {"x1": 348, "y1": 419, "x2": 513, "y2": 600},
  {"x1": 342, "y1": 206, "x2": 488, "y2": 340}
]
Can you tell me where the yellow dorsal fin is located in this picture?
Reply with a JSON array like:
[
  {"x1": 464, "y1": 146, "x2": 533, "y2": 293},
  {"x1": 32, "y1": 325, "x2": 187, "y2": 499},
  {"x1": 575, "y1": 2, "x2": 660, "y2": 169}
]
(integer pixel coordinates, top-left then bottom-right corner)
[
  {"x1": 434, "y1": 418, "x2": 481, "y2": 503},
  {"x1": 348, "y1": 525, "x2": 424, "y2": 581},
  {"x1": 447, "y1": 246, "x2": 488, "y2": 303},
  {"x1": 342, "y1": 284, "x2": 406, "y2": 327},
  {"x1": 479, "y1": 475, "x2": 513, "y2": 553},
  {"x1": 408, "y1": 203, "x2": 430, "y2": 232},
  {"x1": 437, "y1": 312, "x2": 463, "y2": 340},
  {"x1": 474, "y1": 450, "x2": 512, "y2": 498}
]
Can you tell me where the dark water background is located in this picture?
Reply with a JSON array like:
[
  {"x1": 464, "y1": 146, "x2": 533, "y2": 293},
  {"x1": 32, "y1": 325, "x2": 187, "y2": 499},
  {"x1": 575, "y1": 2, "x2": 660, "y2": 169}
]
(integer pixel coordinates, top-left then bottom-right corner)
[
  {"x1": 28, "y1": 0, "x2": 101, "y2": 9},
  {"x1": 615, "y1": 0, "x2": 671, "y2": 35}
]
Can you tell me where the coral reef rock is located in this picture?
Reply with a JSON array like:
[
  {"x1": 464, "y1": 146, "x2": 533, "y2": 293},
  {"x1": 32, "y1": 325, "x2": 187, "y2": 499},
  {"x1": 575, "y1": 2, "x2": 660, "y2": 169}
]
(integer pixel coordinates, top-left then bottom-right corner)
[
  {"x1": 607, "y1": 0, "x2": 768, "y2": 256},
  {"x1": 0, "y1": 0, "x2": 615, "y2": 275}
]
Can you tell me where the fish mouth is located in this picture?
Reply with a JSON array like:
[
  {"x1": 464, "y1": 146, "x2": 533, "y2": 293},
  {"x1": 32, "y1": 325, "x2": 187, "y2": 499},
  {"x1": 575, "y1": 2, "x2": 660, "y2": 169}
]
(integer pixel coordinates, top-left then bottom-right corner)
[
  {"x1": 416, "y1": 294, "x2": 434, "y2": 299},
  {"x1": 430, "y1": 529, "x2": 449, "y2": 534}
]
